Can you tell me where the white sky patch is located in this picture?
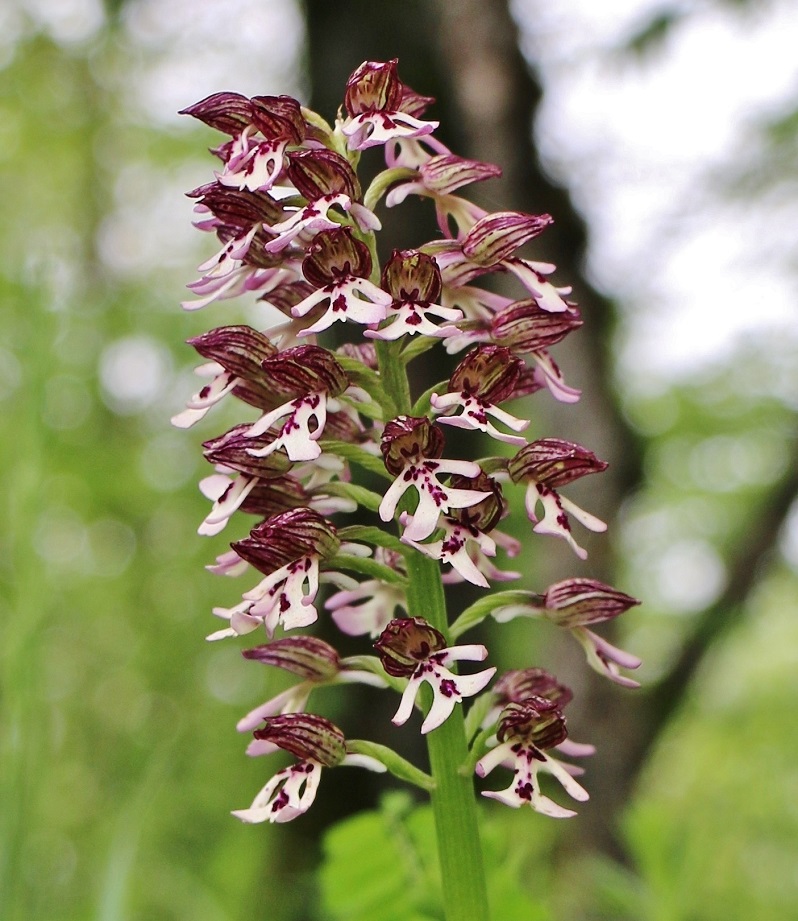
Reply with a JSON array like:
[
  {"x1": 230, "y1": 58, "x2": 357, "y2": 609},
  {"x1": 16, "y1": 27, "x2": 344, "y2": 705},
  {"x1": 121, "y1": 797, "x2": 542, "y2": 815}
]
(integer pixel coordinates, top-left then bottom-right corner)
[{"x1": 515, "y1": 0, "x2": 798, "y2": 378}]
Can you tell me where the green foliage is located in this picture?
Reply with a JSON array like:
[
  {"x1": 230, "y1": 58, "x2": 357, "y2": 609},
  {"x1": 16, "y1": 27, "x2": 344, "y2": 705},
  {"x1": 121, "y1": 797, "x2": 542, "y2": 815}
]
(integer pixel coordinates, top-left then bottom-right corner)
[{"x1": 320, "y1": 795, "x2": 551, "y2": 921}]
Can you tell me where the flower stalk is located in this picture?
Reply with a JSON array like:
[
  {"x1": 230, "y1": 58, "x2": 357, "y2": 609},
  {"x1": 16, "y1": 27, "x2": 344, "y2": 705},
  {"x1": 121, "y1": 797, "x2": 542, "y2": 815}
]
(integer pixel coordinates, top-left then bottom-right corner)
[{"x1": 405, "y1": 549, "x2": 490, "y2": 921}]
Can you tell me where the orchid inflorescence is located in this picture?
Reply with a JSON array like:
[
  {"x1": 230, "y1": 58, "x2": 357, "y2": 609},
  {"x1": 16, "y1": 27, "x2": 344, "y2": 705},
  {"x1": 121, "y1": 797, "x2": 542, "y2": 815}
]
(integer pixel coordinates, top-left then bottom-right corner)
[{"x1": 175, "y1": 59, "x2": 640, "y2": 827}]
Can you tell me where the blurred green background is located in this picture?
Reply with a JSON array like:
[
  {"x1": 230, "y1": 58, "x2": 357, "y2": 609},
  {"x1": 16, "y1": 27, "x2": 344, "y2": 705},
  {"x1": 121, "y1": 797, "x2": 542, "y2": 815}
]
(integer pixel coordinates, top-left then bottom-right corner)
[{"x1": 1, "y1": 1, "x2": 797, "y2": 919}]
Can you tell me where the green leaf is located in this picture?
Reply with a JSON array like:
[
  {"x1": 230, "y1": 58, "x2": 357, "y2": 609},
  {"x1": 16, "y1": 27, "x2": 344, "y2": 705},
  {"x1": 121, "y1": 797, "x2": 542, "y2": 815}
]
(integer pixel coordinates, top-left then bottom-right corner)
[
  {"x1": 320, "y1": 439, "x2": 391, "y2": 479},
  {"x1": 449, "y1": 590, "x2": 540, "y2": 640},
  {"x1": 341, "y1": 655, "x2": 405, "y2": 693},
  {"x1": 337, "y1": 524, "x2": 408, "y2": 553},
  {"x1": 400, "y1": 334, "x2": 440, "y2": 365},
  {"x1": 325, "y1": 553, "x2": 407, "y2": 585},
  {"x1": 322, "y1": 483, "x2": 385, "y2": 514},
  {"x1": 410, "y1": 381, "x2": 448, "y2": 417},
  {"x1": 320, "y1": 797, "x2": 552, "y2": 921},
  {"x1": 320, "y1": 796, "x2": 440, "y2": 921},
  {"x1": 363, "y1": 166, "x2": 417, "y2": 212},
  {"x1": 346, "y1": 740, "x2": 434, "y2": 791}
]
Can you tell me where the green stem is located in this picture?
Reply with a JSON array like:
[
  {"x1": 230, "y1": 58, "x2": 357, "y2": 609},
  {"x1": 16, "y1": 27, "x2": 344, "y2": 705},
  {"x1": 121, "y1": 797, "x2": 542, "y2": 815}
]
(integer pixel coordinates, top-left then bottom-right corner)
[
  {"x1": 373, "y1": 327, "x2": 490, "y2": 921},
  {"x1": 405, "y1": 552, "x2": 491, "y2": 921}
]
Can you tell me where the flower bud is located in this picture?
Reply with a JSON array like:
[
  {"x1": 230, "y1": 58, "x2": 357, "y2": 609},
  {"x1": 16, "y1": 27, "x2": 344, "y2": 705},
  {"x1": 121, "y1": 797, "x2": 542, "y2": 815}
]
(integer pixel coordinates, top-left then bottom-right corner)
[
  {"x1": 381, "y1": 250, "x2": 442, "y2": 303},
  {"x1": 418, "y1": 154, "x2": 502, "y2": 195},
  {"x1": 462, "y1": 211, "x2": 553, "y2": 266},
  {"x1": 492, "y1": 301, "x2": 583, "y2": 353},
  {"x1": 252, "y1": 713, "x2": 346, "y2": 767},
  {"x1": 179, "y1": 91, "x2": 253, "y2": 135},
  {"x1": 374, "y1": 617, "x2": 446, "y2": 678},
  {"x1": 261, "y1": 345, "x2": 349, "y2": 398},
  {"x1": 496, "y1": 698, "x2": 568, "y2": 751},
  {"x1": 232, "y1": 508, "x2": 339, "y2": 575},
  {"x1": 203, "y1": 425, "x2": 293, "y2": 478},
  {"x1": 287, "y1": 149, "x2": 361, "y2": 201},
  {"x1": 380, "y1": 416, "x2": 445, "y2": 475},
  {"x1": 508, "y1": 438, "x2": 608, "y2": 489},
  {"x1": 243, "y1": 636, "x2": 341, "y2": 681},
  {"x1": 542, "y1": 578, "x2": 640, "y2": 628},
  {"x1": 188, "y1": 182, "x2": 283, "y2": 232},
  {"x1": 301, "y1": 227, "x2": 373, "y2": 288},
  {"x1": 249, "y1": 94, "x2": 306, "y2": 144},
  {"x1": 449, "y1": 345, "x2": 523, "y2": 404},
  {"x1": 189, "y1": 325, "x2": 276, "y2": 377}
]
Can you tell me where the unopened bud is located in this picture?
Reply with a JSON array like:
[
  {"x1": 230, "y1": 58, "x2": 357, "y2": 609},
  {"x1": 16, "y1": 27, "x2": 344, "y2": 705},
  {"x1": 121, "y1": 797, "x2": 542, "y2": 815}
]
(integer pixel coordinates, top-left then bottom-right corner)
[
  {"x1": 287, "y1": 149, "x2": 360, "y2": 201},
  {"x1": 243, "y1": 636, "x2": 341, "y2": 681},
  {"x1": 508, "y1": 438, "x2": 608, "y2": 489},
  {"x1": 261, "y1": 345, "x2": 349, "y2": 398},
  {"x1": 252, "y1": 713, "x2": 346, "y2": 766},
  {"x1": 232, "y1": 508, "x2": 339, "y2": 575}
]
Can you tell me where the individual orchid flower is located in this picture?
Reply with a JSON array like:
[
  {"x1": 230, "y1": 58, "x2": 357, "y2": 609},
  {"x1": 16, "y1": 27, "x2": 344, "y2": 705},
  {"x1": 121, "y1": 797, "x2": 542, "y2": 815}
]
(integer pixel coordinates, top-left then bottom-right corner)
[
  {"x1": 290, "y1": 228, "x2": 392, "y2": 335},
  {"x1": 476, "y1": 698, "x2": 589, "y2": 818},
  {"x1": 171, "y1": 325, "x2": 279, "y2": 429},
  {"x1": 501, "y1": 579, "x2": 642, "y2": 687},
  {"x1": 489, "y1": 578, "x2": 641, "y2": 687},
  {"x1": 181, "y1": 224, "x2": 266, "y2": 311},
  {"x1": 341, "y1": 59, "x2": 438, "y2": 151},
  {"x1": 233, "y1": 714, "x2": 385, "y2": 824},
  {"x1": 375, "y1": 618, "x2": 496, "y2": 734},
  {"x1": 508, "y1": 438, "x2": 609, "y2": 559},
  {"x1": 402, "y1": 470, "x2": 510, "y2": 587},
  {"x1": 430, "y1": 345, "x2": 530, "y2": 445},
  {"x1": 365, "y1": 249, "x2": 462, "y2": 341},
  {"x1": 287, "y1": 147, "x2": 380, "y2": 234},
  {"x1": 485, "y1": 668, "x2": 595, "y2": 760},
  {"x1": 244, "y1": 345, "x2": 349, "y2": 462},
  {"x1": 262, "y1": 192, "x2": 355, "y2": 254},
  {"x1": 197, "y1": 426, "x2": 292, "y2": 535},
  {"x1": 384, "y1": 153, "x2": 502, "y2": 237},
  {"x1": 378, "y1": 416, "x2": 491, "y2": 543},
  {"x1": 400, "y1": 515, "x2": 496, "y2": 588},
  {"x1": 207, "y1": 509, "x2": 340, "y2": 640}
]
